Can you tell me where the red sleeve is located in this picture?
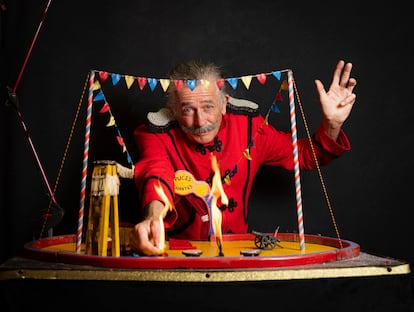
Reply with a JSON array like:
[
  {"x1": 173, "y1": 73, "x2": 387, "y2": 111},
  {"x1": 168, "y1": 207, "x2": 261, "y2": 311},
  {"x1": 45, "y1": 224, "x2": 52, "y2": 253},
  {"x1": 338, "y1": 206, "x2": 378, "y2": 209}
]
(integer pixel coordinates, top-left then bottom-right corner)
[
  {"x1": 132, "y1": 124, "x2": 178, "y2": 228},
  {"x1": 258, "y1": 117, "x2": 350, "y2": 170}
]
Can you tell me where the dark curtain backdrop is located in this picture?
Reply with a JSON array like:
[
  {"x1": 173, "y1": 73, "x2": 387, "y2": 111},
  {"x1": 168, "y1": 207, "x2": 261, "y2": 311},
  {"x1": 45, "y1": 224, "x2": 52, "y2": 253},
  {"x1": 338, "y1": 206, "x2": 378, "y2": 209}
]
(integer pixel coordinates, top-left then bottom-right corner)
[{"x1": 1, "y1": 0, "x2": 413, "y2": 273}]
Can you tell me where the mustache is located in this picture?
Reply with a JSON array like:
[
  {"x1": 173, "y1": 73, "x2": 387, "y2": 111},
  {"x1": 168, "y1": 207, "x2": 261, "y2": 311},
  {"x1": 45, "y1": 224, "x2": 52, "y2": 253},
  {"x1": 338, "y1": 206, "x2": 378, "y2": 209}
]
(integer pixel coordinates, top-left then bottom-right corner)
[{"x1": 181, "y1": 122, "x2": 219, "y2": 135}]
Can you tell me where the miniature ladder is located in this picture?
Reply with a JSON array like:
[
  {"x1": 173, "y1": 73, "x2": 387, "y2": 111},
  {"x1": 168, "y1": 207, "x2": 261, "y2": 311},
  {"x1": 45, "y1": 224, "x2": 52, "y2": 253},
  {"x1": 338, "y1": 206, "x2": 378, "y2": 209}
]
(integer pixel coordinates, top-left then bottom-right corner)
[{"x1": 85, "y1": 160, "x2": 120, "y2": 256}]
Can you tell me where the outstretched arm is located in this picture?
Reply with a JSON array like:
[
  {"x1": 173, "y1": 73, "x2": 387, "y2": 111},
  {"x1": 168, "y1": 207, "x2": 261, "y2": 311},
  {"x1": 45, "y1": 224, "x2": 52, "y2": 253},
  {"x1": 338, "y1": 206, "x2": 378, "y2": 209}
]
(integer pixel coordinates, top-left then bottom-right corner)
[{"x1": 315, "y1": 60, "x2": 357, "y2": 141}]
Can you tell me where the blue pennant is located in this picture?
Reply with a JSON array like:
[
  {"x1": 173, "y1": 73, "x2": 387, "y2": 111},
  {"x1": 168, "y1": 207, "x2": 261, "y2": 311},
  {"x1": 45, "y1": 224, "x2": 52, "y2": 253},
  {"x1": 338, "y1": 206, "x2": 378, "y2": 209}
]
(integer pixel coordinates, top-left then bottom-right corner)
[
  {"x1": 227, "y1": 77, "x2": 238, "y2": 90},
  {"x1": 271, "y1": 103, "x2": 280, "y2": 113},
  {"x1": 93, "y1": 90, "x2": 104, "y2": 102},
  {"x1": 187, "y1": 79, "x2": 196, "y2": 91},
  {"x1": 272, "y1": 71, "x2": 281, "y2": 80},
  {"x1": 111, "y1": 73, "x2": 121, "y2": 86},
  {"x1": 148, "y1": 78, "x2": 158, "y2": 91}
]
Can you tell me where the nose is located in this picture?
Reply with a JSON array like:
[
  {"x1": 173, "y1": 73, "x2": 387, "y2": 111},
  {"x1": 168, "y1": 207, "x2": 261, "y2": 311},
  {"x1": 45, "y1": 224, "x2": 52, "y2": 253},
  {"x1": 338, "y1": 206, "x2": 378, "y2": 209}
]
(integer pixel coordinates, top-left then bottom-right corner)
[{"x1": 193, "y1": 109, "x2": 206, "y2": 127}]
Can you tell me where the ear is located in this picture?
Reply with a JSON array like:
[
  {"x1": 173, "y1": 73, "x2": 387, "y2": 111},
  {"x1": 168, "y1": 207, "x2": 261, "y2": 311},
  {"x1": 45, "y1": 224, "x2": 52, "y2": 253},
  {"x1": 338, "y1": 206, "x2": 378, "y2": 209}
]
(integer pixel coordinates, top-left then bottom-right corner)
[{"x1": 222, "y1": 94, "x2": 229, "y2": 114}]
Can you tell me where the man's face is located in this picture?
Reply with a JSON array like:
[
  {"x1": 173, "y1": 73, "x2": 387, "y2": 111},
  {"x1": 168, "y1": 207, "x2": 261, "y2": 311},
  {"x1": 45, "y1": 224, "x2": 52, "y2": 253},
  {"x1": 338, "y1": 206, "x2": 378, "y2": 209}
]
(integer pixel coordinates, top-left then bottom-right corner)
[{"x1": 173, "y1": 82, "x2": 227, "y2": 145}]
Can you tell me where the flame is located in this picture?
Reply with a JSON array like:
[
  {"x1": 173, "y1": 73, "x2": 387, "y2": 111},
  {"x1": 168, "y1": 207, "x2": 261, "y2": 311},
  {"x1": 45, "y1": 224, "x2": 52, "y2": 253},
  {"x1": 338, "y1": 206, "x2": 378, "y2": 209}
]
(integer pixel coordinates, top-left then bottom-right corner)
[
  {"x1": 209, "y1": 154, "x2": 228, "y2": 250},
  {"x1": 154, "y1": 181, "x2": 173, "y2": 254}
]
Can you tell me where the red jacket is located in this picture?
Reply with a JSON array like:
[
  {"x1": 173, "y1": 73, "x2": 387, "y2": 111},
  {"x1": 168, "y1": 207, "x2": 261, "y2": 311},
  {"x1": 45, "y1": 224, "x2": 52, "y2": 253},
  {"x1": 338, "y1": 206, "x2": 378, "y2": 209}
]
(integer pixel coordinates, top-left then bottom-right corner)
[{"x1": 133, "y1": 98, "x2": 350, "y2": 240}]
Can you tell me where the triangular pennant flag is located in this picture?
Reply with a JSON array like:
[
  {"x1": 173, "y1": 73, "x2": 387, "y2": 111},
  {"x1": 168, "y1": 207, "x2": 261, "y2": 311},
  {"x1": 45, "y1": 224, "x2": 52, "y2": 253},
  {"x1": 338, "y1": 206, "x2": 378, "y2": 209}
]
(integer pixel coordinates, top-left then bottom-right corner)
[
  {"x1": 200, "y1": 79, "x2": 210, "y2": 90},
  {"x1": 111, "y1": 73, "x2": 121, "y2": 86},
  {"x1": 122, "y1": 145, "x2": 126, "y2": 153},
  {"x1": 99, "y1": 71, "x2": 109, "y2": 83},
  {"x1": 93, "y1": 90, "x2": 104, "y2": 102},
  {"x1": 275, "y1": 91, "x2": 283, "y2": 101},
  {"x1": 159, "y1": 79, "x2": 170, "y2": 92},
  {"x1": 272, "y1": 71, "x2": 281, "y2": 80},
  {"x1": 174, "y1": 80, "x2": 184, "y2": 91},
  {"x1": 241, "y1": 75, "x2": 252, "y2": 89},
  {"x1": 224, "y1": 175, "x2": 231, "y2": 186},
  {"x1": 117, "y1": 136, "x2": 124, "y2": 146},
  {"x1": 148, "y1": 78, "x2": 158, "y2": 91},
  {"x1": 243, "y1": 148, "x2": 252, "y2": 160},
  {"x1": 106, "y1": 115, "x2": 115, "y2": 127},
  {"x1": 187, "y1": 79, "x2": 197, "y2": 91},
  {"x1": 126, "y1": 153, "x2": 132, "y2": 165},
  {"x1": 271, "y1": 103, "x2": 280, "y2": 113},
  {"x1": 281, "y1": 80, "x2": 288, "y2": 90},
  {"x1": 93, "y1": 80, "x2": 101, "y2": 91},
  {"x1": 264, "y1": 112, "x2": 270, "y2": 125},
  {"x1": 137, "y1": 77, "x2": 147, "y2": 90},
  {"x1": 256, "y1": 73, "x2": 267, "y2": 85},
  {"x1": 125, "y1": 75, "x2": 135, "y2": 89},
  {"x1": 99, "y1": 102, "x2": 110, "y2": 113},
  {"x1": 227, "y1": 77, "x2": 238, "y2": 90},
  {"x1": 216, "y1": 79, "x2": 225, "y2": 90}
]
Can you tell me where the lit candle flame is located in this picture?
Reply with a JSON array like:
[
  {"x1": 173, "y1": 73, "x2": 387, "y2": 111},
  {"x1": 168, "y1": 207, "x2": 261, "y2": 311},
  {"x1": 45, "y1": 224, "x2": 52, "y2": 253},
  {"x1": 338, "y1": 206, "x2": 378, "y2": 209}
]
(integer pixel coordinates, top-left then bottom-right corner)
[
  {"x1": 209, "y1": 154, "x2": 228, "y2": 254},
  {"x1": 154, "y1": 181, "x2": 173, "y2": 254}
]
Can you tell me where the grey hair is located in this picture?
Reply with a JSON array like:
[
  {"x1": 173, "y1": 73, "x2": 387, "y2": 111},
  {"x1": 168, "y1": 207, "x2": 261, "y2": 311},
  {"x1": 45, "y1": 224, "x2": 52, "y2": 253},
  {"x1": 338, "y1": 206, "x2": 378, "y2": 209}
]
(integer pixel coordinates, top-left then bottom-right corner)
[{"x1": 166, "y1": 60, "x2": 227, "y2": 111}]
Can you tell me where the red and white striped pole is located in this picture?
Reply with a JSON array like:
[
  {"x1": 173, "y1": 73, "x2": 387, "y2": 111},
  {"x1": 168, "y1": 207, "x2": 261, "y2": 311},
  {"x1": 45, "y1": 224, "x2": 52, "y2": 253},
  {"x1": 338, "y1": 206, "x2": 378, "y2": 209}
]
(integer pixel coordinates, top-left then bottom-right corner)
[
  {"x1": 288, "y1": 70, "x2": 305, "y2": 251},
  {"x1": 76, "y1": 70, "x2": 95, "y2": 253}
]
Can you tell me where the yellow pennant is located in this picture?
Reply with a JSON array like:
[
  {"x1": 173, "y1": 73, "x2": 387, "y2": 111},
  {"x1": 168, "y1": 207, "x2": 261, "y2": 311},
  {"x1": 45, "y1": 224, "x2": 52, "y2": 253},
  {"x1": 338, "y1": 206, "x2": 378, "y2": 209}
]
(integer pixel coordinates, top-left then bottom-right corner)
[
  {"x1": 281, "y1": 80, "x2": 288, "y2": 91},
  {"x1": 159, "y1": 79, "x2": 170, "y2": 92},
  {"x1": 243, "y1": 148, "x2": 252, "y2": 160},
  {"x1": 200, "y1": 79, "x2": 210, "y2": 90},
  {"x1": 224, "y1": 175, "x2": 231, "y2": 186},
  {"x1": 125, "y1": 75, "x2": 135, "y2": 89},
  {"x1": 241, "y1": 75, "x2": 252, "y2": 89},
  {"x1": 93, "y1": 80, "x2": 101, "y2": 91},
  {"x1": 264, "y1": 112, "x2": 270, "y2": 125},
  {"x1": 106, "y1": 115, "x2": 115, "y2": 127}
]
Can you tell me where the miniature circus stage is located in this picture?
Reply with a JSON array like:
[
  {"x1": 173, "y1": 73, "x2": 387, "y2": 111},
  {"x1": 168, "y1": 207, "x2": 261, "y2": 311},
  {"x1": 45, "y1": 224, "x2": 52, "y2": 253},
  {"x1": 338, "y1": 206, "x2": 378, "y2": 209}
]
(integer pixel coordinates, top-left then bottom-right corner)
[
  {"x1": 18, "y1": 232, "x2": 364, "y2": 271},
  {"x1": 1, "y1": 231, "x2": 412, "y2": 311}
]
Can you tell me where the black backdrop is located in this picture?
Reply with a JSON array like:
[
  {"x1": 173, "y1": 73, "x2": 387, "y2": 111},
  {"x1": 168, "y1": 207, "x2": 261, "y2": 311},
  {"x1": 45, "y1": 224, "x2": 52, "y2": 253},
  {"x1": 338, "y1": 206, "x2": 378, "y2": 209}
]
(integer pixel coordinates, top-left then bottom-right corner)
[{"x1": 1, "y1": 0, "x2": 413, "y2": 274}]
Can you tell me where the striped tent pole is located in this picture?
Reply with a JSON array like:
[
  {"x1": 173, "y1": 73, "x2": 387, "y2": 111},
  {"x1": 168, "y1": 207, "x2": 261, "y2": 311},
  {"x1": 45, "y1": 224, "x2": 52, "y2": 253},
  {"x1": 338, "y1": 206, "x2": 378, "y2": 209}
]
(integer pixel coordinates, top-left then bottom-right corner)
[
  {"x1": 76, "y1": 70, "x2": 95, "y2": 253},
  {"x1": 288, "y1": 70, "x2": 305, "y2": 251}
]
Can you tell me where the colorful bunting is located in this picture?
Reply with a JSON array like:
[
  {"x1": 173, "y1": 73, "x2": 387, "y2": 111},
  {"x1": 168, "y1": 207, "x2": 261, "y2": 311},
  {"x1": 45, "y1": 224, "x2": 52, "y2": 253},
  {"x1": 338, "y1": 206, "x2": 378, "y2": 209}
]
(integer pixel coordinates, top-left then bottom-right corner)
[
  {"x1": 93, "y1": 80, "x2": 101, "y2": 91},
  {"x1": 281, "y1": 80, "x2": 288, "y2": 91},
  {"x1": 125, "y1": 75, "x2": 135, "y2": 89},
  {"x1": 256, "y1": 73, "x2": 267, "y2": 85},
  {"x1": 148, "y1": 78, "x2": 158, "y2": 91},
  {"x1": 187, "y1": 79, "x2": 197, "y2": 91},
  {"x1": 216, "y1": 78, "x2": 225, "y2": 90},
  {"x1": 93, "y1": 68, "x2": 289, "y2": 94},
  {"x1": 174, "y1": 79, "x2": 184, "y2": 91},
  {"x1": 272, "y1": 71, "x2": 281, "y2": 80},
  {"x1": 111, "y1": 73, "x2": 121, "y2": 86},
  {"x1": 93, "y1": 90, "x2": 104, "y2": 102},
  {"x1": 243, "y1": 148, "x2": 252, "y2": 160},
  {"x1": 271, "y1": 103, "x2": 280, "y2": 113},
  {"x1": 241, "y1": 75, "x2": 252, "y2": 89},
  {"x1": 159, "y1": 79, "x2": 170, "y2": 91},
  {"x1": 200, "y1": 79, "x2": 210, "y2": 90},
  {"x1": 99, "y1": 102, "x2": 110, "y2": 113},
  {"x1": 106, "y1": 115, "x2": 115, "y2": 127},
  {"x1": 137, "y1": 77, "x2": 147, "y2": 90},
  {"x1": 99, "y1": 71, "x2": 109, "y2": 83},
  {"x1": 227, "y1": 77, "x2": 238, "y2": 90}
]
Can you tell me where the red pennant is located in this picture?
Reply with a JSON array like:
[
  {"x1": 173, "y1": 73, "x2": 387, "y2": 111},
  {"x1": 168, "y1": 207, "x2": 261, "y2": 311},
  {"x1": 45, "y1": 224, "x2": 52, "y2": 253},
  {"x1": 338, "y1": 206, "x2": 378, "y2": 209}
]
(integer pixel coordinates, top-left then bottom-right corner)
[
  {"x1": 137, "y1": 77, "x2": 147, "y2": 90},
  {"x1": 99, "y1": 71, "x2": 109, "y2": 83},
  {"x1": 99, "y1": 102, "x2": 110, "y2": 113},
  {"x1": 256, "y1": 73, "x2": 267, "y2": 84},
  {"x1": 275, "y1": 91, "x2": 283, "y2": 101},
  {"x1": 216, "y1": 79, "x2": 225, "y2": 90},
  {"x1": 174, "y1": 80, "x2": 184, "y2": 91},
  {"x1": 117, "y1": 136, "x2": 124, "y2": 146}
]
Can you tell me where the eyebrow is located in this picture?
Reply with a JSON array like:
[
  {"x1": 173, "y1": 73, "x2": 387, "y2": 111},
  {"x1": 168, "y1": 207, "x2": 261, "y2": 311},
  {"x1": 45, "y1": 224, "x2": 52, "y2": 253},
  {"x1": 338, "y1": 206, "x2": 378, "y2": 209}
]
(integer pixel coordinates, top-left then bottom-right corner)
[{"x1": 180, "y1": 99, "x2": 214, "y2": 107}]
